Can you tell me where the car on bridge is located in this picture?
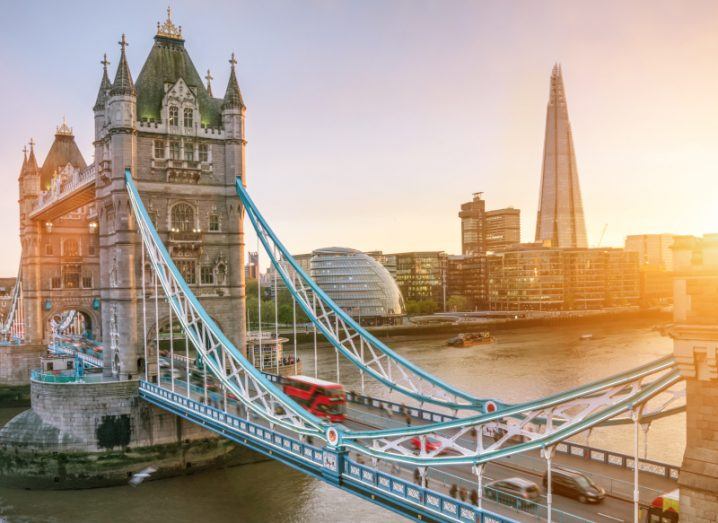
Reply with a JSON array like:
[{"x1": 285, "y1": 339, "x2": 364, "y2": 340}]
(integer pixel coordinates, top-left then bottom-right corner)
[
  {"x1": 409, "y1": 435, "x2": 443, "y2": 454},
  {"x1": 484, "y1": 477, "x2": 540, "y2": 510},
  {"x1": 542, "y1": 467, "x2": 605, "y2": 504}
]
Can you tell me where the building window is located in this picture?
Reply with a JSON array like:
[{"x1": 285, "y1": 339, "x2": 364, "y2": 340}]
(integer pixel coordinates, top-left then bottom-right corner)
[
  {"x1": 200, "y1": 265, "x2": 214, "y2": 285},
  {"x1": 63, "y1": 264, "x2": 81, "y2": 289},
  {"x1": 199, "y1": 143, "x2": 209, "y2": 162},
  {"x1": 209, "y1": 213, "x2": 220, "y2": 232},
  {"x1": 88, "y1": 240, "x2": 97, "y2": 256},
  {"x1": 183, "y1": 108, "x2": 193, "y2": 128},
  {"x1": 170, "y1": 142, "x2": 181, "y2": 160},
  {"x1": 154, "y1": 140, "x2": 165, "y2": 159},
  {"x1": 63, "y1": 239, "x2": 79, "y2": 257},
  {"x1": 82, "y1": 275, "x2": 93, "y2": 288},
  {"x1": 171, "y1": 203, "x2": 194, "y2": 232},
  {"x1": 184, "y1": 142, "x2": 194, "y2": 161},
  {"x1": 51, "y1": 276, "x2": 61, "y2": 289},
  {"x1": 45, "y1": 243, "x2": 53, "y2": 256},
  {"x1": 177, "y1": 260, "x2": 196, "y2": 284},
  {"x1": 169, "y1": 106, "x2": 179, "y2": 126}
]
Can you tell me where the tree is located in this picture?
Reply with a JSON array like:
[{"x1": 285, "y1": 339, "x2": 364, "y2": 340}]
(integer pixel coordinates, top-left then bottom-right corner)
[{"x1": 447, "y1": 295, "x2": 468, "y2": 312}]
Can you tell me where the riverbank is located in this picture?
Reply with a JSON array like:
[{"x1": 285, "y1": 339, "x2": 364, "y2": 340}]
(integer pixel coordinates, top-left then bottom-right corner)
[{"x1": 293, "y1": 307, "x2": 671, "y2": 346}]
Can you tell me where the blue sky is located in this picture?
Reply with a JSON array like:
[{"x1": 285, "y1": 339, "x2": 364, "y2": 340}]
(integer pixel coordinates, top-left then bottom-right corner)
[{"x1": 1, "y1": 0, "x2": 717, "y2": 274}]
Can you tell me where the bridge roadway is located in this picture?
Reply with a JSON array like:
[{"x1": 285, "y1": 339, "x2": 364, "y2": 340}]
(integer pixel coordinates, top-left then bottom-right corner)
[
  {"x1": 160, "y1": 367, "x2": 675, "y2": 523},
  {"x1": 343, "y1": 402, "x2": 677, "y2": 522}
]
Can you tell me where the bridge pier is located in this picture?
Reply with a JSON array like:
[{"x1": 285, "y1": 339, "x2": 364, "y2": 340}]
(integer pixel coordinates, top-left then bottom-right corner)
[
  {"x1": 0, "y1": 377, "x2": 264, "y2": 488},
  {"x1": 0, "y1": 344, "x2": 46, "y2": 406},
  {"x1": 669, "y1": 235, "x2": 718, "y2": 521}
]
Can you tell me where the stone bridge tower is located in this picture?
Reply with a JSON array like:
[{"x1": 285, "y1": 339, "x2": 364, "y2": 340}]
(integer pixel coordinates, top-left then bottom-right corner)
[
  {"x1": 18, "y1": 123, "x2": 100, "y2": 346},
  {"x1": 92, "y1": 12, "x2": 247, "y2": 378},
  {"x1": 668, "y1": 234, "x2": 718, "y2": 521}
]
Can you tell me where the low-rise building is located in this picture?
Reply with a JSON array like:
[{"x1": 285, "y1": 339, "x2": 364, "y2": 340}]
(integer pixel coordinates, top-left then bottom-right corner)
[
  {"x1": 446, "y1": 255, "x2": 488, "y2": 310},
  {"x1": 625, "y1": 234, "x2": 677, "y2": 306},
  {"x1": 393, "y1": 251, "x2": 447, "y2": 309},
  {"x1": 487, "y1": 245, "x2": 639, "y2": 311}
]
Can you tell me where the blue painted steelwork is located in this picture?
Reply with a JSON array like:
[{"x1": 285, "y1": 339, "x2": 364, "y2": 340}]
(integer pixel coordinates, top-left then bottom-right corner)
[
  {"x1": 140, "y1": 380, "x2": 516, "y2": 523},
  {"x1": 236, "y1": 178, "x2": 493, "y2": 412}
]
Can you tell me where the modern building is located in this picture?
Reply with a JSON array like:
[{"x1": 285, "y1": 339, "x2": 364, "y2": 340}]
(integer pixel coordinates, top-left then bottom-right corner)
[
  {"x1": 625, "y1": 234, "x2": 676, "y2": 270},
  {"x1": 487, "y1": 245, "x2": 639, "y2": 311},
  {"x1": 245, "y1": 251, "x2": 259, "y2": 280},
  {"x1": 625, "y1": 234, "x2": 677, "y2": 306},
  {"x1": 310, "y1": 247, "x2": 405, "y2": 326},
  {"x1": 446, "y1": 255, "x2": 488, "y2": 310},
  {"x1": 459, "y1": 193, "x2": 521, "y2": 255},
  {"x1": 535, "y1": 64, "x2": 588, "y2": 249},
  {"x1": 485, "y1": 208, "x2": 521, "y2": 252},
  {"x1": 366, "y1": 251, "x2": 397, "y2": 279},
  {"x1": 393, "y1": 251, "x2": 447, "y2": 308},
  {"x1": 459, "y1": 193, "x2": 486, "y2": 255}
]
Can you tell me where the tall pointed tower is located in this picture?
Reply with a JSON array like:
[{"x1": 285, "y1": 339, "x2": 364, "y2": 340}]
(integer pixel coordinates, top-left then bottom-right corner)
[{"x1": 535, "y1": 64, "x2": 588, "y2": 248}]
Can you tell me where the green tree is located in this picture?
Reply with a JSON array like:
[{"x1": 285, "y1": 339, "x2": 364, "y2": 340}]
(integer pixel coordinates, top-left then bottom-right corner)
[{"x1": 447, "y1": 295, "x2": 468, "y2": 312}]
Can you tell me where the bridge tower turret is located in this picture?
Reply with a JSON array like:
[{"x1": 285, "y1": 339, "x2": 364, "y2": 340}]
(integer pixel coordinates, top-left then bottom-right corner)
[
  {"x1": 98, "y1": 33, "x2": 140, "y2": 378},
  {"x1": 93, "y1": 53, "x2": 112, "y2": 167},
  {"x1": 221, "y1": 53, "x2": 247, "y2": 354},
  {"x1": 668, "y1": 234, "x2": 718, "y2": 520},
  {"x1": 18, "y1": 142, "x2": 43, "y2": 344}
]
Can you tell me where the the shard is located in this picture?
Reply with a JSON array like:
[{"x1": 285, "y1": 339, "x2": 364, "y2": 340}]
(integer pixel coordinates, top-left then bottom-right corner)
[{"x1": 535, "y1": 64, "x2": 588, "y2": 248}]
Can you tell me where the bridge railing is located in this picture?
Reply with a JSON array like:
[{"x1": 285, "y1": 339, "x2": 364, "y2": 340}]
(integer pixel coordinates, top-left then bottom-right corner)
[
  {"x1": 32, "y1": 162, "x2": 97, "y2": 214},
  {"x1": 140, "y1": 379, "x2": 518, "y2": 523}
]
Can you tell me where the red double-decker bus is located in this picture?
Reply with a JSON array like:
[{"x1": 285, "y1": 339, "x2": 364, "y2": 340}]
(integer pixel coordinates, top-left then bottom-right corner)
[{"x1": 283, "y1": 375, "x2": 346, "y2": 422}]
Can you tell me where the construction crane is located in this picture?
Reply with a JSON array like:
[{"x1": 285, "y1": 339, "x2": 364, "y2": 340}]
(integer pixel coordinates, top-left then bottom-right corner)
[{"x1": 597, "y1": 223, "x2": 608, "y2": 247}]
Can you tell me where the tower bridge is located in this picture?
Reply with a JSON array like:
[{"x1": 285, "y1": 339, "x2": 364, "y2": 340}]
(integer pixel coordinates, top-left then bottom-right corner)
[{"x1": 0, "y1": 11, "x2": 714, "y2": 523}]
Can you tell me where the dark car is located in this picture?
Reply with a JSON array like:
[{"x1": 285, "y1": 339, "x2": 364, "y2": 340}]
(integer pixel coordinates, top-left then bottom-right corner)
[
  {"x1": 485, "y1": 477, "x2": 540, "y2": 510},
  {"x1": 542, "y1": 467, "x2": 605, "y2": 503}
]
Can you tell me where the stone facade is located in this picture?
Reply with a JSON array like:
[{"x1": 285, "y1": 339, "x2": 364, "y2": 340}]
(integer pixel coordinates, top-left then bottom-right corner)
[
  {"x1": 668, "y1": 234, "x2": 718, "y2": 521},
  {"x1": 0, "y1": 379, "x2": 262, "y2": 488},
  {"x1": 18, "y1": 13, "x2": 248, "y2": 380}
]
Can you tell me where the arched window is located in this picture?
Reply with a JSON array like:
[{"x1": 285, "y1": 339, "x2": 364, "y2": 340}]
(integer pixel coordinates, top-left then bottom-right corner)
[
  {"x1": 183, "y1": 108, "x2": 193, "y2": 128},
  {"x1": 64, "y1": 239, "x2": 79, "y2": 257},
  {"x1": 171, "y1": 203, "x2": 194, "y2": 232},
  {"x1": 169, "y1": 106, "x2": 179, "y2": 126}
]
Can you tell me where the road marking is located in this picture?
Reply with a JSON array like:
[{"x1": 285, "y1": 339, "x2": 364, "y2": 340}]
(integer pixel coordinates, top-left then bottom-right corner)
[{"x1": 597, "y1": 513, "x2": 624, "y2": 522}]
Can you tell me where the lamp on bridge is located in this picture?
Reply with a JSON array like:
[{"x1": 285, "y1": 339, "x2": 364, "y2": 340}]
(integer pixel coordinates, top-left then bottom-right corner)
[
  {"x1": 89, "y1": 221, "x2": 98, "y2": 233},
  {"x1": 45, "y1": 221, "x2": 53, "y2": 233}
]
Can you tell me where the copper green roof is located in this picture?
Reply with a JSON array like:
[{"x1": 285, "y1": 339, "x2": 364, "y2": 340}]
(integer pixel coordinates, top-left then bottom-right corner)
[{"x1": 135, "y1": 35, "x2": 223, "y2": 127}]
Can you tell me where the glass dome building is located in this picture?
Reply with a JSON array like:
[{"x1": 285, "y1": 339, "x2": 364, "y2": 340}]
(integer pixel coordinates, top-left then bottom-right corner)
[{"x1": 310, "y1": 247, "x2": 405, "y2": 326}]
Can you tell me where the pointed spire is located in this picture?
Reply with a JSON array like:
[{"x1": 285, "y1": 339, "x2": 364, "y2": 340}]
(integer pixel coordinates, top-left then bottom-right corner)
[
  {"x1": 156, "y1": 6, "x2": 183, "y2": 40},
  {"x1": 94, "y1": 53, "x2": 112, "y2": 111},
  {"x1": 110, "y1": 34, "x2": 135, "y2": 97},
  {"x1": 222, "y1": 53, "x2": 245, "y2": 110},
  {"x1": 26, "y1": 139, "x2": 38, "y2": 171},
  {"x1": 21, "y1": 145, "x2": 28, "y2": 171},
  {"x1": 205, "y1": 69, "x2": 214, "y2": 97}
]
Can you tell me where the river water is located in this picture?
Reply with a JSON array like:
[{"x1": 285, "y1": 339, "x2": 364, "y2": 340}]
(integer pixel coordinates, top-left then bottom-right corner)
[{"x1": 0, "y1": 316, "x2": 683, "y2": 523}]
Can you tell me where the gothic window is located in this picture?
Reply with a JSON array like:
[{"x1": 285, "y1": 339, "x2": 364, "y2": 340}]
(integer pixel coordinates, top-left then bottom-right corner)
[
  {"x1": 45, "y1": 243, "x2": 53, "y2": 256},
  {"x1": 63, "y1": 264, "x2": 81, "y2": 289},
  {"x1": 51, "y1": 276, "x2": 61, "y2": 289},
  {"x1": 169, "y1": 106, "x2": 179, "y2": 126},
  {"x1": 63, "y1": 239, "x2": 79, "y2": 257},
  {"x1": 184, "y1": 142, "x2": 194, "y2": 161},
  {"x1": 209, "y1": 213, "x2": 220, "y2": 232},
  {"x1": 171, "y1": 203, "x2": 195, "y2": 232},
  {"x1": 82, "y1": 274, "x2": 93, "y2": 288},
  {"x1": 183, "y1": 108, "x2": 193, "y2": 128},
  {"x1": 199, "y1": 143, "x2": 209, "y2": 162},
  {"x1": 176, "y1": 260, "x2": 196, "y2": 284},
  {"x1": 154, "y1": 140, "x2": 165, "y2": 159},
  {"x1": 88, "y1": 239, "x2": 97, "y2": 256},
  {"x1": 170, "y1": 142, "x2": 181, "y2": 160},
  {"x1": 200, "y1": 265, "x2": 214, "y2": 285}
]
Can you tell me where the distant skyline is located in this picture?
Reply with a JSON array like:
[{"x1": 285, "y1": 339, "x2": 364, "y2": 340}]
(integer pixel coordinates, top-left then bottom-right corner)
[{"x1": 1, "y1": 1, "x2": 718, "y2": 274}]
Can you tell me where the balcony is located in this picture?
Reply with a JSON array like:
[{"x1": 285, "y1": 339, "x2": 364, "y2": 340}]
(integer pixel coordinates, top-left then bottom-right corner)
[{"x1": 168, "y1": 229, "x2": 203, "y2": 257}]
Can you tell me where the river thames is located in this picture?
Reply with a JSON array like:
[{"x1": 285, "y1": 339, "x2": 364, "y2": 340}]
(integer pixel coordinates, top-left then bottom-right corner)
[{"x1": 0, "y1": 316, "x2": 682, "y2": 522}]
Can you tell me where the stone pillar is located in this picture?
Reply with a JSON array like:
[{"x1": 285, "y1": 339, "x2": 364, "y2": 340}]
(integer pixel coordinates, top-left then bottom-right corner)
[
  {"x1": 668, "y1": 234, "x2": 718, "y2": 521},
  {"x1": 99, "y1": 89, "x2": 139, "y2": 379},
  {"x1": 221, "y1": 103, "x2": 247, "y2": 354}
]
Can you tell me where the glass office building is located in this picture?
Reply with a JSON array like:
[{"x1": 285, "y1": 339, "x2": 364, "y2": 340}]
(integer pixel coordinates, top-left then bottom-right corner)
[{"x1": 310, "y1": 247, "x2": 405, "y2": 325}]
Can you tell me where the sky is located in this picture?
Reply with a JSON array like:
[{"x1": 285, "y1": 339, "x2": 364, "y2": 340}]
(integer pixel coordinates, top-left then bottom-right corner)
[{"x1": 1, "y1": 0, "x2": 717, "y2": 275}]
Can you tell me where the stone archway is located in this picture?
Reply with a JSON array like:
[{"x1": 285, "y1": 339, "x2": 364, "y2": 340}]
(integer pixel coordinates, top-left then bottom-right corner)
[{"x1": 44, "y1": 305, "x2": 99, "y2": 342}]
